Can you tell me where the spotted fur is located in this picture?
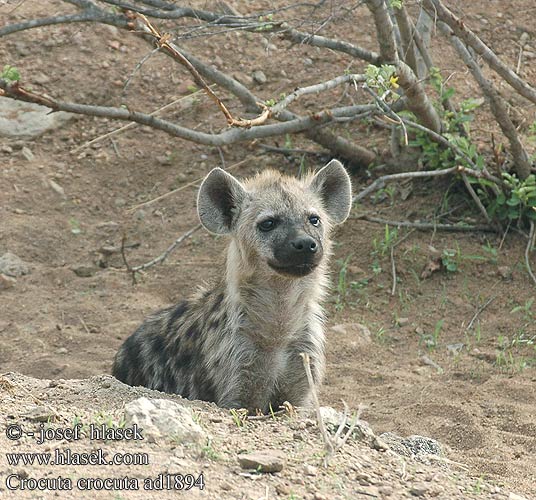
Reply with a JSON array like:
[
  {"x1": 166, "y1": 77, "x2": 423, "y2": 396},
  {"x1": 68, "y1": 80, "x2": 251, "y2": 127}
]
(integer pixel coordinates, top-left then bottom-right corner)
[{"x1": 112, "y1": 160, "x2": 352, "y2": 413}]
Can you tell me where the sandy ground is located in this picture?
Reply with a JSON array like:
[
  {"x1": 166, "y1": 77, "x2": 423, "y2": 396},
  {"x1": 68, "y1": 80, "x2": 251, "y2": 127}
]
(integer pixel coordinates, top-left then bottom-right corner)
[{"x1": 1, "y1": 0, "x2": 535, "y2": 498}]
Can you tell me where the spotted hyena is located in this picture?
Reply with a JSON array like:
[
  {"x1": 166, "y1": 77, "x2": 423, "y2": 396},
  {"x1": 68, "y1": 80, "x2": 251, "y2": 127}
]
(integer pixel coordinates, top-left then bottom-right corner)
[{"x1": 112, "y1": 160, "x2": 352, "y2": 413}]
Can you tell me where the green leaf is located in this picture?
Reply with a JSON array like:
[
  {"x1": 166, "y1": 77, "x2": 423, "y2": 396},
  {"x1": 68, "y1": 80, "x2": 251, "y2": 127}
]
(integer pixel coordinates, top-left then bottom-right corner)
[{"x1": 1, "y1": 65, "x2": 20, "y2": 82}]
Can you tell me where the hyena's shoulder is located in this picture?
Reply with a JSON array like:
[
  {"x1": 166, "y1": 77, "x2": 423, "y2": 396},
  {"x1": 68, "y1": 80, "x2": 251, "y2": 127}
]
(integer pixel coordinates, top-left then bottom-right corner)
[{"x1": 112, "y1": 287, "x2": 228, "y2": 394}]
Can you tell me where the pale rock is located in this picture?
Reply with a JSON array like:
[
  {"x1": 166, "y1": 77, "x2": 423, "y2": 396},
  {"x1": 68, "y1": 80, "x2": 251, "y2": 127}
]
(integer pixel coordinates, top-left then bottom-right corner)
[
  {"x1": 0, "y1": 97, "x2": 72, "y2": 138},
  {"x1": 0, "y1": 253, "x2": 30, "y2": 277},
  {"x1": 48, "y1": 179, "x2": 66, "y2": 198},
  {"x1": 238, "y1": 449, "x2": 286, "y2": 472},
  {"x1": 0, "y1": 273, "x2": 16, "y2": 290},
  {"x1": 124, "y1": 397, "x2": 207, "y2": 445}
]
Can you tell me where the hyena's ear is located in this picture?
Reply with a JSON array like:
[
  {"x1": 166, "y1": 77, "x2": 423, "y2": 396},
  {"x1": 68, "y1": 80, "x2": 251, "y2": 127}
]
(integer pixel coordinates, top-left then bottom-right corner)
[
  {"x1": 310, "y1": 159, "x2": 352, "y2": 224},
  {"x1": 197, "y1": 168, "x2": 247, "y2": 234}
]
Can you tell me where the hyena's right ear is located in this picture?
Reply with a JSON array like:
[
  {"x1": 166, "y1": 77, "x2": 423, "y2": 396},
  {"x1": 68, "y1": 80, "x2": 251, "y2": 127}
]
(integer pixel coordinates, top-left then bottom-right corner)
[{"x1": 197, "y1": 168, "x2": 247, "y2": 234}]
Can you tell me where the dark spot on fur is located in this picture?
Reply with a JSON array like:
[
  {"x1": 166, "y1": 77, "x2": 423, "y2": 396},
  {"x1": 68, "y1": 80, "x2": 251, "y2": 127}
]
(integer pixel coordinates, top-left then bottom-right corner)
[
  {"x1": 194, "y1": 367, "x2": 216, "y2": 402},
  {"x1": 150, "y1": 333, "x2": 165, "y2": 353},
  {"x1": 185, "y1": 322, "x2": 199, "y2": 339},
  {"x1": 169, "y1": 300, "x2": 188, "y2": 326},
  {"x1": 210, "y1": 293, "x2": 224, "y2": 314},
  {"x1": 209, "y1": 318, "x2": 220, "y2": 330}
]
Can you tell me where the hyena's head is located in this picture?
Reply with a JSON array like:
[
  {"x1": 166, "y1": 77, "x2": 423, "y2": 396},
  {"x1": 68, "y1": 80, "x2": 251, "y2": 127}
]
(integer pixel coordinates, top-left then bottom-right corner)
[{"x1": 197, "y1": 160, "x2": 352, "y2": 278}]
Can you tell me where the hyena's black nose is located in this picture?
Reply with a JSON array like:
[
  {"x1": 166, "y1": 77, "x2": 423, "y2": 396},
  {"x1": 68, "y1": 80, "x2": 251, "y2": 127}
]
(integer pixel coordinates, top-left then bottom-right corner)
[{"x1": 290, "y1": 235, "x2": 318, "y2": 253}]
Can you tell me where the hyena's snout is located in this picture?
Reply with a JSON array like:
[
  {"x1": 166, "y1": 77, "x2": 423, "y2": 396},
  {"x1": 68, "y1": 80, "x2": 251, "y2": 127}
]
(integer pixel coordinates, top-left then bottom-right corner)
[{"x1": 270, "y1": 231, "x2": 323, "y2": 277}]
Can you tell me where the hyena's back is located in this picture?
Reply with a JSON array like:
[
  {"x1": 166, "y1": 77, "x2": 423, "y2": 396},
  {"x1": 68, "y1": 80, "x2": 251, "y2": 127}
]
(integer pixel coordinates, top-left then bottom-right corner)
[{"x1": 112, "y1": 294, "x2": 223, "y2": 401}]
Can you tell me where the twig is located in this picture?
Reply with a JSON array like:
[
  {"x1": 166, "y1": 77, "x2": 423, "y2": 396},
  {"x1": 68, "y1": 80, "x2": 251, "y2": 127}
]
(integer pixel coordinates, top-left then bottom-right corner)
[
  {"x1": 525, "y1": 220, "x2": 536, "y2": 286},
  {"x1": 131, "y1": 224, "x2": 202, "y2": 273},
  {"x1": 120, "y1": 232, "x2": 136, "y2": 284},
  {"x1": 79, "y1": 316, "x2": 91, "y2": 334},
  {"x1": 258, "y1": 144, "x2": 328, "y2": 156},
  {"x1": 0, "y1": 10, "x2": 129, "y2": 37},
  {"x1": 353, "y1": 166, "x2": 458, "y2": 203},
  {"x1": 390, "y1": 245, "x2": 397, "y2": 296},
  {"x1": 72, "y1": 87, "x2": 211, "y2": 153},
  {"x1": 278, "y1": 24, "x2": 380, "y2": 64},
  {"x1": 127, "y1": 157, "x2": 250, "y2": 212},
  {"x1": 424, "y1": 0, "x2": 536, "y2": 105},
  {"x1": 461, "y1": 173, "x2": 492, "y2": 223},
  {"x1": 437, "y1": 22, "x2": 532, "y2": 180},
  {"x1": 465, "y1": 296, "x2": 496, "y2": 332},
  {"x1": 134, "y1": 13, "x2": 271, "y2": 128},
  {"x1": 358, "y1": 215, "x2": 497, "y2": 233},
  {"x1": 271, "y1": 74, "x2": 367, "y2": 117},
  {"x1": 300, "y1": 352, "x2": 334, "y2": 464}
]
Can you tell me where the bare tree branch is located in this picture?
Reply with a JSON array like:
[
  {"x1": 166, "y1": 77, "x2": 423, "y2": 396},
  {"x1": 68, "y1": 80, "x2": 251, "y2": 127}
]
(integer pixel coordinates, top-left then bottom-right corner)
[
  {"x1": 134, "y1": 13, "x2": 271, "y2": 127},
  {"x1": 438, "y1": 22, "x2": 532, "y2": 179},
  {"x1": 414, "y1": 8, "x2": 434, "y2": 79},
  {"x1": 393, "y1": 5, "x2": 419, "y2": 75},
  {"x1": 278, "y1": 24, "x2": 381, "y2": 64},
  {"x1": 0, "y1": 10, "x2": 128, "y2": 36},
  {"x1": 424, "y1": 0, "x2": 536, "y2": 105},
  {"x1": 358, "y1": 215, "x2": 497, "y2": 233},
  {"x1": 353, "y1": 166, "x2": 458, "y2": 203},
  {"x1": 130, "y1": 224, "x2": 202, "y2": 273},
  {"x1": 396, "y1": 60, "x2": 442, "y2": 133},
  {"x1": 365, "y1": 0, "x2": 398, "y2": 62},
  {"x1": 525, "y1": 221, "x2": 536, "y2": 286},
  {"x1": 271, "y1": 74, "x2": 368, "y2": 117},
  {"x1": 0, "y1": 80, "x2": 376, "y2": 147}
]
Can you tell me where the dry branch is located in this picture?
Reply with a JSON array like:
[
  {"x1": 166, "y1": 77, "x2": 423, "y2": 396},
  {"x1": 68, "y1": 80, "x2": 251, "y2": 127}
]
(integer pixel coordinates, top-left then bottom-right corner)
[
  {"x1": 393, "y1": 5, "x2": 419, "y2": 75},
  {"x1": 134, "y1": 13, "x2": 271, "y2": 128},
  {"x1": 396, "y1": 61, "x2": 442, "y2": 133},
  {"x1": 525, "y1": 221, "x2": 536, "y2": 286},
  {"x1": 130, "y1": 224, "x2": 202, "y2": 273},
  {"x1": 278, "y1": 24, "x2": 381, "y2": 65},
  {"x1": 358, "y1": 215, "x2": 497, "y2": 233},
  {"x1": 438, "y1": 22, "x2": 532, "y2": 180},
  {"x1": 0, "y1": 80, "x2": 372, "y2": 146},
  {"x1": 424, "y1": 0, "x2": 536, "y2": 105},
  {"x1": 271, "y1": 74, "x2": 368, "y2": 117},
  {"x1": 365, "y1": 0, "x2": 398, "y2": 62}
]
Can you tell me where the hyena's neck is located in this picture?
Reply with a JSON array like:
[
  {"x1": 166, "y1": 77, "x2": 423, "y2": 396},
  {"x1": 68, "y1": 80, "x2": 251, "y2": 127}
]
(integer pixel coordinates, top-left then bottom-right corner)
[{"x1": 221, "y1": 240, "x2": 327, "y2": 346}]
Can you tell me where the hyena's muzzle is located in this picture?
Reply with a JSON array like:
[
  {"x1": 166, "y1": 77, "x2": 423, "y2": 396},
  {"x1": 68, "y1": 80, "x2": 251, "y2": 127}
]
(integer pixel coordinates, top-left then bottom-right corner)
[{"x1": 269, "y1": 228, "x2": 323, "y2": 277}]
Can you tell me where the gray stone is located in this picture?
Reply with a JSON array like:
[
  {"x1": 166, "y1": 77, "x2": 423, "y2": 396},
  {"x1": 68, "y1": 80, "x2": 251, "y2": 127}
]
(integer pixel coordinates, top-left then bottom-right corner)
[
  {"x1": 238, "y1": 449, "x2": 286, "y2": 472},
  {"x1": 24, "y1": 405, "x2": 58, "y2": 422},
  {"x1": 379, "y1": 432, "x2": 442, "y2": 463},
  {"x1": 0, "y1": 253, "x2": 30, "y2": 277},
  {"x1": 509, "y1": 493, "x2": 529, "y2": 500},
  {"x1": 48, "y1": 179, "x2": 66, "y2": 198},
  {"x1": 318, "y1": 406, "x2": 376, "y2": 445},
  {"x1": 21, "y1": 146, "x2": 34, "y2": 161},
  {"x1": 0, "y1": 97, "x2": 72, "y2": 139},
  {"x1": 410, "y1": 483, "x2": 430, "y2": 497},
  {"x1": 124, "y1": 397, "x2": 207, "y2": 445},
  {"x1": 71, "y1": 264, "x2": 97, "y2": 278},
  {"x1": 330, "y1": 323, "x2": 371, "y2": 343},
  {"x1": 252, "y1": 70, "x2": 267, "y2": 84}
]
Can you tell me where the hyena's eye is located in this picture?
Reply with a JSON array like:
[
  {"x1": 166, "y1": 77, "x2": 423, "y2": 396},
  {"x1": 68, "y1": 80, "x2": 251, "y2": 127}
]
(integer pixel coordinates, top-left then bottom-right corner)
[
  {"x1": 309, "y1": 215, "x2": 320, "y2": 227},
  {"x1": 258, "y1": 219, "x2": 276, "y2": 232}
]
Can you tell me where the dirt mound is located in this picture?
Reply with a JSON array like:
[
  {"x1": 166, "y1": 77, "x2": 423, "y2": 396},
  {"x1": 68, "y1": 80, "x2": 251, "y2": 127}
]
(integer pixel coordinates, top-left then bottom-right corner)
[{"x1": 0, "y1": 372, "x2": 528, "y2": 499}]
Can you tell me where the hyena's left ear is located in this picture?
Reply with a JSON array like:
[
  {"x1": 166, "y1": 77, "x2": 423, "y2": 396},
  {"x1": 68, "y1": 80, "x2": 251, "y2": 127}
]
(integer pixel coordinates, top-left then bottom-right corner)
[
  {"x1": 197, "y1": 168, "x2": 248, "y2": 234},
  {"x1": 310, "y1": 159, "x2": 352, "y2": 224}
]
